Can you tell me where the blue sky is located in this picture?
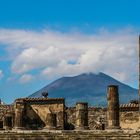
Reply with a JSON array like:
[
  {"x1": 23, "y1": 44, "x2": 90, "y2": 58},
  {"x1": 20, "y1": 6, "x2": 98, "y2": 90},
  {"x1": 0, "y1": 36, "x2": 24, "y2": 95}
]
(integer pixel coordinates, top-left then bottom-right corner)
[
  {"x1": 0, "y1": 0, "x2": 140, "y2": 29},
  {"x1": 0, "y1": 0, "x2": 139, "y2": 103}
]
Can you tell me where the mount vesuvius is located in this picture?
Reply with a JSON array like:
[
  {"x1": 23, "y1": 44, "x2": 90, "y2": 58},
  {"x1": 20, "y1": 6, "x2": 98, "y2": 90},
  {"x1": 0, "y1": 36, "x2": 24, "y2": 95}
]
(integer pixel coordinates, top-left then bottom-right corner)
[{"x1": 29, "y1": 72, "x2": 138, "y2": 106}]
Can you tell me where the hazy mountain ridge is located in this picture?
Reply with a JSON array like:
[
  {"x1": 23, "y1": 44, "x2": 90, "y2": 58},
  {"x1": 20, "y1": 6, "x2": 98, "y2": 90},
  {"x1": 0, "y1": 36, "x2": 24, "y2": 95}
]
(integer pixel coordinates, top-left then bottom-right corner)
[{"x1": 29, "y1": 72, "x2": 138, "y2": 106}]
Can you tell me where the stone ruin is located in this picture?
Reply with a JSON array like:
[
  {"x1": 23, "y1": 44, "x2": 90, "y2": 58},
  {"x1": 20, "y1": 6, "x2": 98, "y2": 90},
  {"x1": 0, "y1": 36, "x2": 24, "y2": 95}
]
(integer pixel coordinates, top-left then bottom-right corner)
[{"x1": 0, "y1": 85, "x2": 139, "y2": 131}]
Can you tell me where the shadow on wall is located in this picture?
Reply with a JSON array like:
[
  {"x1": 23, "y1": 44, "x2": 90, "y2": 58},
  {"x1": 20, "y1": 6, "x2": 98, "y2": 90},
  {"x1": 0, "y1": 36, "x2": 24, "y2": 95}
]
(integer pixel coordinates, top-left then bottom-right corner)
[{"x1": 24, "y1": 105, "x2": 45, "y2": 130}]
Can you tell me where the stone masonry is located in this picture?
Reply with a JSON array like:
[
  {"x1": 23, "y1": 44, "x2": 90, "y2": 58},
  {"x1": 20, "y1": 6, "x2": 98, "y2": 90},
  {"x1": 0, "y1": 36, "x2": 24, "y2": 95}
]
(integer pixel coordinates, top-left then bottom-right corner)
[
  {"x1": 107, "y1": 85, "x2": 120, "y2": 129},
  {"x1": 0, "y1": 85, "x2": 140, "y2": 139},
  {"x1": 0, "y1": 85, "x2": 139, "y2": 130},
  {"x1": 75, "y1": 102, "x2": 88, "y2": 130}
]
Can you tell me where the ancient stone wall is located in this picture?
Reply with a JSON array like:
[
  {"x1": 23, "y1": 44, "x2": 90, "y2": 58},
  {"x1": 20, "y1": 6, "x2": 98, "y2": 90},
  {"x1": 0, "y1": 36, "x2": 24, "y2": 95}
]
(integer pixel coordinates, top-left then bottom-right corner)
[
  {"x1": 0, "y1": 104, "x2": 14, "y2": 129},
  {"x1": 120, "y1": 111, "x2": 139, "y2": 129},
  {"x1": 0, "y1": 98, "x2": 139, "y2": 130},
  {"x1": 0, "y1": 101, "x2": 139, "y2": 130},
  {"x1": 25, "y1": 103, "x2": 65, "y2": 129},
  {"x1": 66, "y1": 107, "x2": 139, "y2": 130},
  {"x1": 0, "y1": 130, "x2": 140, "y2": 140},
  {"x1": 14, "y1": 98, "x2": 65, "y2": 130}
]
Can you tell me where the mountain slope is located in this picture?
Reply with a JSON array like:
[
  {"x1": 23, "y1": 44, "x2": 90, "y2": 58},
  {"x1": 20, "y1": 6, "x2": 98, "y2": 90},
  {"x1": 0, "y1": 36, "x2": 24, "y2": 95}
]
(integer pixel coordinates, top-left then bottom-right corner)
[{"x1": 29, "y1": 72, "x2": 138, "y2": 106}]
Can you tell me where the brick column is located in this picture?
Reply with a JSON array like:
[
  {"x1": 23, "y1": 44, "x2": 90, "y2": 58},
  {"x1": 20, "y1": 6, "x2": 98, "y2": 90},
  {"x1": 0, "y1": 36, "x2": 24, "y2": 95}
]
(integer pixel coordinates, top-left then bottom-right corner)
[
  {"x1": 107, "y1": 85, "x2": 120, "y2": 129},
  {"x1": 75, "y1": 102, "x2": 88, "y2": 130},
  {"x1": 13, "y1": 99, "x2": 25, "y2": 129},
  {"x1": 44, "y1": 113, "x2": 56, "y2": 130}
]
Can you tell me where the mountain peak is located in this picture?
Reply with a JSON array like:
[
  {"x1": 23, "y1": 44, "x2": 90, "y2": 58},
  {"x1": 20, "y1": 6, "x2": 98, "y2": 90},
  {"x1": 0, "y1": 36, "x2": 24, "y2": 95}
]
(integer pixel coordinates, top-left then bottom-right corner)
[{"x1": 29, "y1": 72, "x2": 138, "y2": 106}]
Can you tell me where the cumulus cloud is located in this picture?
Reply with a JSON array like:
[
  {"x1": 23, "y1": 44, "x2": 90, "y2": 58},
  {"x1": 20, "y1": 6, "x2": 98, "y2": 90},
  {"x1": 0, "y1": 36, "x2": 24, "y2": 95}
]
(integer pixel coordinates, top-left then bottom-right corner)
[
  {"x1": 0, "y1": 70, "x2": 3, "y2": 79},
  {"x1": 19, "y1": 74, "x2": 34, "y2": 84},
  {"x1": 0, "y1": 28, "x2": 138, "y2": 85}
]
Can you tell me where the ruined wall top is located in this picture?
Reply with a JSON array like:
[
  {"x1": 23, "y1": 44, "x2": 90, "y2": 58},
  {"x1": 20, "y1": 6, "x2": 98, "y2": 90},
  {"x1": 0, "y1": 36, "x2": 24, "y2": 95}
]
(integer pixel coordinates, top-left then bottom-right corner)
[
  {"x1": 67, "y1": 102, "x2": 139, "y2": 112},
  {"x1": 15, "y1": 98, "x2": 65, "y2": 104},
  {"x1": 76, "y1": 102, "x2": 88, "y2": 105}
]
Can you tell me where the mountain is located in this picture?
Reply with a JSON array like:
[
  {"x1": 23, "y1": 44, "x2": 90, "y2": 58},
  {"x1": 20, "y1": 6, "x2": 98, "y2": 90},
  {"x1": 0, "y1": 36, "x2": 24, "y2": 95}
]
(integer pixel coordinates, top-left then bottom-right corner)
[{"x1": 29, "y1": 72, "x2": 138, "y2": 106}]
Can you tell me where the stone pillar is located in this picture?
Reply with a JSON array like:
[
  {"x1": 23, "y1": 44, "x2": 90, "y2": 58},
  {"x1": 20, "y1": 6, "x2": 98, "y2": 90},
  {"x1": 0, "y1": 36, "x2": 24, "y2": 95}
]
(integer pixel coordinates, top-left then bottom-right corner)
[
  {"x1": 13, "y1": 99, "x2": 25, "y2": 129},
  {"x1": 75, "y1": 102, "x2": 88, "y2": 130},
  {"x1": 44, "y1": 113, "x2": 56, "y2": 130},
  {"x1": 107, "y1": 85, "x2": 120, "y2": 129}
]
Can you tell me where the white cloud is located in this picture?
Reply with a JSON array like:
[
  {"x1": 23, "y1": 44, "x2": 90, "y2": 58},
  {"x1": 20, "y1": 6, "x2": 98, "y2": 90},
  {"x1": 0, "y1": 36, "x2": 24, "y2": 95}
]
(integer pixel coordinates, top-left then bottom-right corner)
[
  {"x1": 0, "y1": 70, "x2": 3, "y2": 79},
  {"x1": 0, "y1": 28, "x2": 139, "y2": 85},
  {"x1": 19, "y1": 74, "x2": 34, "y2": 84},
  {"x1": 11, "y1": 46, "x2": 61, "y2": 74}
]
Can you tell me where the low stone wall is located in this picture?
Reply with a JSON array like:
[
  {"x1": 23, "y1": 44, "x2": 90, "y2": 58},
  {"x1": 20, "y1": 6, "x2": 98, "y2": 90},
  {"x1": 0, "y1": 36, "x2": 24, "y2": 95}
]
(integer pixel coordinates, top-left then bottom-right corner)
[
  {"x1": 0, "y1": 130, "x2": 140, "y2": 140},
  {"x1": 66, "y1": 107, "x2": 139, "y2": 130}
]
